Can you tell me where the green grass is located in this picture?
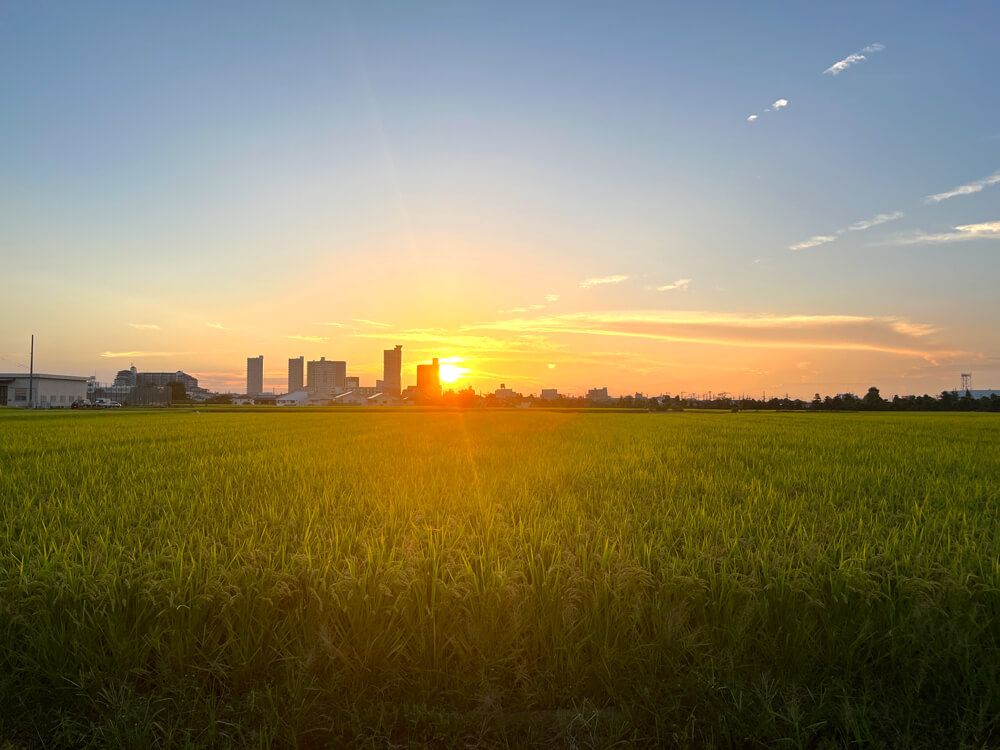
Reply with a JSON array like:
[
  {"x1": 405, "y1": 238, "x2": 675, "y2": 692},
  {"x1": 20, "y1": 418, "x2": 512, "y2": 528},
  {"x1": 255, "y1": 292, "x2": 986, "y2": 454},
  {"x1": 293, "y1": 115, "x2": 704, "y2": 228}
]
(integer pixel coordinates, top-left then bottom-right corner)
[{"x1": 1, "y1": 409, "x2": 999, "y2": 747}]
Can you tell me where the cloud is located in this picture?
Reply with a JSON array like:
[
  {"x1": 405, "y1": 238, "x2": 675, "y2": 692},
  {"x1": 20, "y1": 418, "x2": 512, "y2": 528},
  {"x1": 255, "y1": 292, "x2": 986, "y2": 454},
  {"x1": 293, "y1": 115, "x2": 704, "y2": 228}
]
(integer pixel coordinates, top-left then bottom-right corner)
[
  {"x1": 544, "y1": 294, "x2": 561, "y2": 302},
  {"x1": 824, "y1": 43, "x2": 885, "y2": 75},
  {"x1": 747, "y1": 99, "x2": 788, "y2": 122},
  {"x1": 842, "y1": 211, "x2": 904, "y2": 232},
  {"x1": 924, "y1": 170, "x2": 1000, "y2": 203},
  {"x1": 580, "y1": 275, "x2": 629, "y2": 289},
  {"x1": 350, "y1": 318, "x2": 392, "y2": 328},
  {"x1": 206, "y1": 323, "x2": 230, "y2": 330},
  {"x1": 791, "y1": 211, "x2": 903, "y2": 250},
  {"x1": 128, "y1": 323, "x2": 160, "y2": 330},
  {"x1": 789, "y1": 235, "x2": 837, "y2": 251},
  {"x1": 884, "y1": 221, "x2": 1000, "y2": 245},
  {"x1": 323, "y1": 322, "x2": 347, "y2": 328},
  {"x1": 465, "y1": 309, "x2": 960, "y2": 362},
  {"x1": 285, "y1": 334, "x2": 329, "y2": 343},
  {"x1": 100, "y1": 351, "x2": 188, "y2": 358},
  {"x1": 654, "y1": 278, "x2": 692, "y2": 292}
]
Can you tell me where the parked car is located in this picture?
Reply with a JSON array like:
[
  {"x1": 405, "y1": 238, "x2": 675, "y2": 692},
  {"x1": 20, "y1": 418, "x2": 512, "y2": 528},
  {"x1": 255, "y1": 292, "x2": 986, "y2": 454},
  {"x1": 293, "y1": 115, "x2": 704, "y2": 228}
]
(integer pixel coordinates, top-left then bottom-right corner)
[
  {"x1": 94, "y1": 399, "x2": 122, "y2": 409},
  {"x1": 71, "y1": 399, "x2": 93, "y2": 409}
]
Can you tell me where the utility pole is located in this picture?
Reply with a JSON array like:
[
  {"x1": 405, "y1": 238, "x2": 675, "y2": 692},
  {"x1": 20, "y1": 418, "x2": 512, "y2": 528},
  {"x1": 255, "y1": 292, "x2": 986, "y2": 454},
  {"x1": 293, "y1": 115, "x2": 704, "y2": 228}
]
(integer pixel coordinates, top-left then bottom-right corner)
[{"x1": 29, "y1": 334, "x2": 34, "y2": 409}]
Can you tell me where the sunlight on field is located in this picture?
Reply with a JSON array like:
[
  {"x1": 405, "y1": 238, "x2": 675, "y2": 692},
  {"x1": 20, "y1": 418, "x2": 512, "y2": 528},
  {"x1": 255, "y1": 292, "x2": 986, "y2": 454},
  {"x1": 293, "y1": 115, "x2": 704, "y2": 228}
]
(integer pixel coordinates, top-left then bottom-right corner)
[{"x1": 1, "y1": 409, "x2": 999, "y2": 746}]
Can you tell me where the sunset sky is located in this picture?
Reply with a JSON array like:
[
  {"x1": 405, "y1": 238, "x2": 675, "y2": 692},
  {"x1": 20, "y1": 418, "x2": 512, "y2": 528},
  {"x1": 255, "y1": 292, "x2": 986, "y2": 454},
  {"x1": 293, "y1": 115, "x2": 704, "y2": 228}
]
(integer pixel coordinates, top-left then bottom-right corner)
[{"x1": 2, "y1": 2, "x2": 998, "y2": 397}]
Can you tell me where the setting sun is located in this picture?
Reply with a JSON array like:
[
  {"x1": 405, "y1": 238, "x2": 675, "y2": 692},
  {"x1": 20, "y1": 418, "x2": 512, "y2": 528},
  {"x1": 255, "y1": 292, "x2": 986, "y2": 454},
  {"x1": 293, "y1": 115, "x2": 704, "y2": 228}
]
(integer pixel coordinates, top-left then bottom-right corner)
[{"x1": 438, "y1": 362, "x2": 469, "y2": 384}]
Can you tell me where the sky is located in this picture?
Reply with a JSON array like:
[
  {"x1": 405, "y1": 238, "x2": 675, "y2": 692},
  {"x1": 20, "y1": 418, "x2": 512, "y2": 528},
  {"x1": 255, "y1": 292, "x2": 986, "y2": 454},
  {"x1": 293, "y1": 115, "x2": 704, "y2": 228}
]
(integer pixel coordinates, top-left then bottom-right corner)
[{"x1": 2, "y1": 1, "x2": 998, "y2": 397}]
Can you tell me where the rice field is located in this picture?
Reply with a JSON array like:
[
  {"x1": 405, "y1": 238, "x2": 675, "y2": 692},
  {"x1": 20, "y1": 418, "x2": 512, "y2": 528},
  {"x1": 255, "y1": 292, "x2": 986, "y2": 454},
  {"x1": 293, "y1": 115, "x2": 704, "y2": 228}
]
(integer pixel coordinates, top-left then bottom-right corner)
[{"x1": 1, "y1": 408, "x2": 999, "y2": 747}]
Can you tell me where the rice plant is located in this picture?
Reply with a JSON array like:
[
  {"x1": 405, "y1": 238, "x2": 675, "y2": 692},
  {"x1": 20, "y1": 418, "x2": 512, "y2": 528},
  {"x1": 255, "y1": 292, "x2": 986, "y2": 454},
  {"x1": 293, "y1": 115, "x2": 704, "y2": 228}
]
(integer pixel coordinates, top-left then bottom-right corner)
[{"x1": 1, "y1": 409, "x2": 998, "y2": 747}]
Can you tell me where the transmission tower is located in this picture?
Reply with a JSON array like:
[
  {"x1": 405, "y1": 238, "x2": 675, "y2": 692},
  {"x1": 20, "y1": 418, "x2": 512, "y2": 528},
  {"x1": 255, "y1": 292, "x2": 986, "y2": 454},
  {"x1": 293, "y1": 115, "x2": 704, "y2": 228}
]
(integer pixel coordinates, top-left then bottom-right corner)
[{"x1": 960, "y1": 373, "x2": 972, "y2": 392}]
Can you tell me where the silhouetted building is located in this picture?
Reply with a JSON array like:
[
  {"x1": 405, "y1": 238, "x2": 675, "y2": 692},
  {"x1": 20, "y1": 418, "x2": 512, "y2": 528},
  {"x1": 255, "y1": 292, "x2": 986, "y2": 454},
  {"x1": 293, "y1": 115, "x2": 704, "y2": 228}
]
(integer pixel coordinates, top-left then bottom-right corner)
[
  {"x1": 495, "y1": 383, "x2": 517, "y2": 400},
  {"x1": 134, "y1": 370, "x2": 201, "y2": 395},
  {"x1": 247, "y1": 356, "x2": 264, "y2": 397},
  {"x1": 416, "y1": 358, "x2": 441, "y2": 399},
  {"x1": 288, "y1": 356, "x2": 304, "y2": 394},
  {"x1": 587, "y1": 387, "x2": 610, "y2": 401},
  {"x1": 345, "y1": 376, "x2": 360, "y2": 389},
  {"x1": 541, "y1": 389, "x2": 559, "y2": 400},
  {"x1": 383, "y1": 345, "x2": 402, "y2": 394},
  {"x1": 307, "y1": 357, "x2": 346, "y2": 394},
  {"x1": 113, "y1": 365, "x2": 137, "y2": 388}
]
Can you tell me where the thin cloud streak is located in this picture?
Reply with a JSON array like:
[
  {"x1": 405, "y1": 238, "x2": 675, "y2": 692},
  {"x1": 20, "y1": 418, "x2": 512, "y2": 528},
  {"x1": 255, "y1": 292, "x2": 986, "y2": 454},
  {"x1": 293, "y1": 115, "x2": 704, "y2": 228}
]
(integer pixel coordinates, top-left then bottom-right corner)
[
  {"x1": 350, "y1": 318, "x2": 392, "y2": 328},
  {"x1": 465, "y1": 310, "x2": 960, "y2": 362},
  {"x1": 924, "y1": 170, "x2": 1000, "y2": 203},
  {"x1": 842, "y1": 211, "x2": 904, "y2": 232},
  {"x1": 206, "y1": 323, "x2": 230, "y2": 330},
  {"x1": 580, "y1": 275, "x2": 629, "y2": 289},
  {"x1": 544, "y1": 294, "x2": 560, "y2": 302},
  {"x1": 824, "y1": 43, "x2": 885, "y2": 75},
  {"x1": 789, "y1": 235, "x2": 836, "y2": 251},
  {"x1": 100, "y1": 350, "x2": 189, "y2": 358},
  {"x1": 128, "y1": 323, "x2": 160, "y2": 330},
  {"x1": 654, "y1": 278, "x2": 692, "y2": 292},
  {"x1": 791, "y1": 211, "x2": 903, "y2": 250},
  {"x1": 883, "y1": 221, "x2": 1000, "y2": 245}
]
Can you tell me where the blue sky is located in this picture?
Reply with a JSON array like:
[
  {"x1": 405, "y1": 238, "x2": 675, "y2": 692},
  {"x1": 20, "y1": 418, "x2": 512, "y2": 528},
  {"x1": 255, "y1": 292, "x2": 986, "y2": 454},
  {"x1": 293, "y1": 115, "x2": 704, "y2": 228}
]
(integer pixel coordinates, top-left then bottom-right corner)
[{"x1": 1, "y1": 2, "x2": 998, "y2": 395}]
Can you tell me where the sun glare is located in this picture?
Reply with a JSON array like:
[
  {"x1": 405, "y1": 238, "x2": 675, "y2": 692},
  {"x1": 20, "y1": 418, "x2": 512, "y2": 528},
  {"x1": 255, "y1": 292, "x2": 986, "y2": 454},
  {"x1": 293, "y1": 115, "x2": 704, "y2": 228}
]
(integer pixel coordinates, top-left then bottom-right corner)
[{"x1": 438, "y1": 363, "x2": 469, "y2": 384}]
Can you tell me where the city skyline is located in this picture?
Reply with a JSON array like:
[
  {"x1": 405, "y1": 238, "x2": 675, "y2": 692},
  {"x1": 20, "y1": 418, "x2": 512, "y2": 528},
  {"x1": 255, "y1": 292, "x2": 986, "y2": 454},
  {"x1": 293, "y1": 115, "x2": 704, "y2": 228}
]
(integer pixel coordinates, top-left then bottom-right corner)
[{"x1": 2, "y1": 3, "x2": 998, "y2": 397}]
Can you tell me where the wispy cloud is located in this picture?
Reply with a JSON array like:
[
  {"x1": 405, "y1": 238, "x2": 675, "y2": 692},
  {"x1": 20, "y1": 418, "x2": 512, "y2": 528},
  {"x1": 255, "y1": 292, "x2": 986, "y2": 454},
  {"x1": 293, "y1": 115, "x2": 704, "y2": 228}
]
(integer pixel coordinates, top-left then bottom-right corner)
[
  {"x1": 580, "y1": 275, "x2": 629, "y2": 289},
  {"x1": 747, "y1": 114, "x2": 758, "y2": 122},
  {"x1": 100, "y1": 350, "x2": 188, "y2": 358},
  {"x1": 789, "y1": 235, "x2": 837, "y2": 251},
  {"x1": 924, "y1": 170, "x2": 1000, "y2": 203},
  {"x1": 206, "y1": 322, "x2": 230, "y2": 331},
  {"x1": 544, "y1": 294, "x2": 561, "y2": 302},
  {"x1": 842, "y1": 211, "x2": 904, "y2": 232},
  {"x1": 465, "y1": 309, "x2": 960, "y2": 362},
  {"x1": 323, "y1": 322, "x2": 347, "y2": 328},
  {"x1": 350, "y1": 318, "x2": 392, "y2": 328},
  {"x1": 654, "y1": 278, "x2": 692, "y2": 292},
  {"x1": 128, "y1": 323, "x2": 160, "y2": 330},
  {"x1": 824, "y1": 43, "x2": 885, "y2": 75},
  {"x1": 883, "y1": 221, "x2": 1000, "y2": 245},
  {"x1": 285, "y1": 334, "x2": 329, "y2": 343},
  {"x1": 790, "y1": 211, "x2": 903, "y2": 250}
]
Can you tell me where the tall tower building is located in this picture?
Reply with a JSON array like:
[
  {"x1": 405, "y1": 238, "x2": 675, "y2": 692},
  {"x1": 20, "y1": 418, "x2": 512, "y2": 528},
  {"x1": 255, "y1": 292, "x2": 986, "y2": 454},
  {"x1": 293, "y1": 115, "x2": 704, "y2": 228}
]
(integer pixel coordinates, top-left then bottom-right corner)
[
  {"x1": 383, "y1": 345, "x2": 402, "y2": 394},
  {"x1": 247, "y1": 355, "x2": 264, "y2": 397},
  {"x1": 288, "y1": 356, "x2": 304, "y2": 393},
  {"x1": 307, "y1": 357, "x2": 346, "y2": 394},
  {"x1": 416, "y1": 357, "x2": 441, "y2": 399}
]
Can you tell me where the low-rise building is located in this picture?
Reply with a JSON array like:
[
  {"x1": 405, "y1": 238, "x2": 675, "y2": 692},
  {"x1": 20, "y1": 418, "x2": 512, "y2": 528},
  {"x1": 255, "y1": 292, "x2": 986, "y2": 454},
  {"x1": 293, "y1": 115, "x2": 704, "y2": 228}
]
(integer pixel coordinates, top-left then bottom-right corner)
[
  {"x1": 0, "y1": 373, "x2": 89, "y2": 408},
  {"x1": 276, "y1": 390, "x2": 309, "y2": 407}
]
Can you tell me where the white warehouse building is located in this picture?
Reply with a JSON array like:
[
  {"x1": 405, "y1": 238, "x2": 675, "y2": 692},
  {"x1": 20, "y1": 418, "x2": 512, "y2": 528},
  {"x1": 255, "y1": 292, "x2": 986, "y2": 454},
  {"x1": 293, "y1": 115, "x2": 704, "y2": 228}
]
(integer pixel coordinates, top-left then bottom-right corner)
[{"x1": 0, "y1": 373, "x2": 89, "y2": 408}]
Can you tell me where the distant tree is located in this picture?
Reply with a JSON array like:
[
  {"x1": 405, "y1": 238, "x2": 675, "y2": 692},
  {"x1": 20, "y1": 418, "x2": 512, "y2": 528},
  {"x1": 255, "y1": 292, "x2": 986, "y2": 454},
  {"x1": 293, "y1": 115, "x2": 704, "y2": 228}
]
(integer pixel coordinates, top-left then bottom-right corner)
[{"x1": 862, "y1": 386, "x2": 885, "y2": 411}]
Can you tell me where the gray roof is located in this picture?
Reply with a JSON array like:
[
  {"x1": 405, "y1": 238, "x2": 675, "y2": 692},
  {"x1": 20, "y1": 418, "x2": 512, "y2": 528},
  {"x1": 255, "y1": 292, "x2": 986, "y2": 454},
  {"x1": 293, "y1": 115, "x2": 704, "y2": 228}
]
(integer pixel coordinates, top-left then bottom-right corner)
[{"x1": 0, "y1": 373, "x2": 89, "y2": 382}]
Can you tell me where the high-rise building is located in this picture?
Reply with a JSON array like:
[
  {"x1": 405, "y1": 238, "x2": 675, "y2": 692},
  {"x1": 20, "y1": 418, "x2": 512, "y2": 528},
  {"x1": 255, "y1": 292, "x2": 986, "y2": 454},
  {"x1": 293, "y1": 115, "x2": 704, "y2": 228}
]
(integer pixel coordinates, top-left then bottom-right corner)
[
  {"x1": 247, "y1": 355, "x2": 264, "y2": 397},
  {"x1": 416, "y1": 358, "x2": 440, "y2": 399},
  {"x1": 383, "y1": 345, "x2": 402, "y2": 394},
  {"x1": 307, "y1": 357, "x2": 346, "y2": 394},
  {"x1": 288, "y1": 356, "x2": 304, "y2": 394}
]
